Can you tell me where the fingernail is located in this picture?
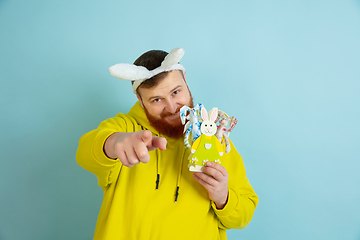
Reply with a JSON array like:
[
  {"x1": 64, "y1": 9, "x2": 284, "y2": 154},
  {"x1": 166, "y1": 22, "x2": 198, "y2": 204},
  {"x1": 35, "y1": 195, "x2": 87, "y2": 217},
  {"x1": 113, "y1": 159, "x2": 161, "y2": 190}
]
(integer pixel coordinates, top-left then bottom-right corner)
[{"x1": 207, "y1": 162, "x2": 212, "y2": 166}]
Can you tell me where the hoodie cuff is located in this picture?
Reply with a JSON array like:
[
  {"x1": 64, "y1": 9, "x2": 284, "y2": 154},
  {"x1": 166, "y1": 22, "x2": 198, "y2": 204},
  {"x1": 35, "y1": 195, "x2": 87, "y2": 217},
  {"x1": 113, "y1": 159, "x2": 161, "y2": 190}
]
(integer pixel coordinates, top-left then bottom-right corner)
[
  {"x1": 212, "y1": 188, "x2": 238, "y2": 217},
  {"x1": 93, "y1": 130, "x2": 119, "y2": 165}
]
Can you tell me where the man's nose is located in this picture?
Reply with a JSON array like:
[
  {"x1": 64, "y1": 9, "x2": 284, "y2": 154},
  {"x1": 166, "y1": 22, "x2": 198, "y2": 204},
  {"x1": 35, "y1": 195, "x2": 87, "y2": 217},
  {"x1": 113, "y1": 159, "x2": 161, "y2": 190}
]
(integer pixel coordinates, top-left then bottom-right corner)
[{"x1": 165, "y1": 99, "x2": 178, "y2": 113}]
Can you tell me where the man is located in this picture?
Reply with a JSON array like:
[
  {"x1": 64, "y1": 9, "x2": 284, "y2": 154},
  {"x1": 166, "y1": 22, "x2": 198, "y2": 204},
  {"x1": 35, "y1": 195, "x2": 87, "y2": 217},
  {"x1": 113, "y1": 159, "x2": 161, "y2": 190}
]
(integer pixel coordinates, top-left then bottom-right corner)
[{"x1": 76, "y1": 48, "x2": 258, "y2": 240}]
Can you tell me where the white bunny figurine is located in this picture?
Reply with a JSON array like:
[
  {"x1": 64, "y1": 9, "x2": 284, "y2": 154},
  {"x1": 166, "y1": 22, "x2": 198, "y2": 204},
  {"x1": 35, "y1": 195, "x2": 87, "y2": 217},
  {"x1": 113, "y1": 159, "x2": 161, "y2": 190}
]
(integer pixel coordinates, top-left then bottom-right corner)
[{"x1": 188, "y1": 106, "x2": 224, "y2": 172}]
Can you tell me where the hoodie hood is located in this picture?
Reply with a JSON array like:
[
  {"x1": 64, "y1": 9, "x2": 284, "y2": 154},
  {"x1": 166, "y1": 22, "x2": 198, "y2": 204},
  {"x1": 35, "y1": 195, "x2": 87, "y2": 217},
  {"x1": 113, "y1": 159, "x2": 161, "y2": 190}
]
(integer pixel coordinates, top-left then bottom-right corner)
[{"x1": 127, "y1": 101, "x2": 159, "y2": 135}]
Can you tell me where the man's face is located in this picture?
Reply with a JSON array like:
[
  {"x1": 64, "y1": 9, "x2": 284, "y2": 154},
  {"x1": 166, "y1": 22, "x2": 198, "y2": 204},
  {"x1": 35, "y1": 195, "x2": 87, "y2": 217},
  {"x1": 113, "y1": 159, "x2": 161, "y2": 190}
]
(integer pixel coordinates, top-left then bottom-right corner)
[{"x1": 137, "y1": 70, "x2": 194, "y2": 138}]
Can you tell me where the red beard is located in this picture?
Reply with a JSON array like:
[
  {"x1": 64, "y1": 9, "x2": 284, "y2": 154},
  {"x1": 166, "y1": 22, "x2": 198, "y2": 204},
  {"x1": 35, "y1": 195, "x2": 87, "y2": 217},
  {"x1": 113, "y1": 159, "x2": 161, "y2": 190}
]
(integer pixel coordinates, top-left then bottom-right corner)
[{"x1": 144, "y1": 96, "x2": 194, "y2": 139}]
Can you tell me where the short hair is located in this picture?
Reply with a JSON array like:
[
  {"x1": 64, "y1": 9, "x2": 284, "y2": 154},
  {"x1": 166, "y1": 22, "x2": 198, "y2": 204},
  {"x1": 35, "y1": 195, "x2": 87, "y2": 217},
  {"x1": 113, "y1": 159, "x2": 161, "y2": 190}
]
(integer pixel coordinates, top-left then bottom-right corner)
[
  {"x1": 133, "y1": 50, "x2": 170, "y2": 95},
  {"x1": 133, "y1": 50, "x2": 168, "y2": 71}
]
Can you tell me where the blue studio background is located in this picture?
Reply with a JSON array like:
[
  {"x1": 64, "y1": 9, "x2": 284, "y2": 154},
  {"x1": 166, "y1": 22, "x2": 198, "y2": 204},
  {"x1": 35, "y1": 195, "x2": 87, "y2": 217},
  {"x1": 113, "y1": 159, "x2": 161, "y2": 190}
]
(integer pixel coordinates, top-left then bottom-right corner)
[{"x1": 1, "y1": 0, "x2": 360, "y2": 239}]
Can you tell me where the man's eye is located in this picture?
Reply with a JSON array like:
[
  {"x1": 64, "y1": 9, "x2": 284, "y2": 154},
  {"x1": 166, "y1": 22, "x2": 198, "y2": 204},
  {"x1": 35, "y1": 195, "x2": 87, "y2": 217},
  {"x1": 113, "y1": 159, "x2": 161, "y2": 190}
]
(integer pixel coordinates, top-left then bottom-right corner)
[
  {"x1": 153, "y1": 99, "x2": 161, "y2": 103},
  {"x1": 173, "y1": 90, "x2": 179, "y2": 95}
]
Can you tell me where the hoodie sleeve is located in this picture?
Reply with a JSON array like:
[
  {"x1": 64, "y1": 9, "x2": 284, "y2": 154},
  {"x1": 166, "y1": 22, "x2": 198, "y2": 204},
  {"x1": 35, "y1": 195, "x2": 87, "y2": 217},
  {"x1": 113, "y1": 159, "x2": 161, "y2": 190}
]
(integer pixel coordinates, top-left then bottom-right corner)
[
  {"x1": 76, "y1": 115, "x2": 135, "y2": 188},
  {"x1": 212, "y1": 141, "x2": 259, "y2": 230}
]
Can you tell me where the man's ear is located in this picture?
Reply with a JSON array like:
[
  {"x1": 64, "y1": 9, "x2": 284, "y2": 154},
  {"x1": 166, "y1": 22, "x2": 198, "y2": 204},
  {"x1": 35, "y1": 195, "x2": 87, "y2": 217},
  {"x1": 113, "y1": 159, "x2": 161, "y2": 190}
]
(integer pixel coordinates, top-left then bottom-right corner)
[
  {"x1": 183, "y1": 71, "x2": 187, "y2": 83},
  {"x1": 136, "y1": 94, "x2": 144, "y2": 108}
]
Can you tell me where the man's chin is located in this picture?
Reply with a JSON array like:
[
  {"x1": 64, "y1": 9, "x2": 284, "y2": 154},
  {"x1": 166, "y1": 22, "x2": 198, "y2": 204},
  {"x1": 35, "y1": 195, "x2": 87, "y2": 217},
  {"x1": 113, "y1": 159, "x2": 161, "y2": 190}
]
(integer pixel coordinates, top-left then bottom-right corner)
[
  {"x1": 144, "y1": 109, "x2": 184, "y2": 139},
  {"x1": 156, "y1": 121, "x2": 184, "y2": 139},
  {"x1": 154, "y1": 123, "x2": 184, "y2": 139},
  {"x1": 164, "y1": 115, "x2": 181, "y2": 126}
]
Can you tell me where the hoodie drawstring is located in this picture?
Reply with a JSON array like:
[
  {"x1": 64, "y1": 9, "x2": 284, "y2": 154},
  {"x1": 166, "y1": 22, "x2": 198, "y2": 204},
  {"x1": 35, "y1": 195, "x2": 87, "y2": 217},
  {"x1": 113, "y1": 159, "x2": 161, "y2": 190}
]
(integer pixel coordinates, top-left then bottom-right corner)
[
  {"x1": 156, "y1": 174, "x2": 160, "y2": 190},
  {"x1": 155, "y1": 148, "x2": 161, "y2": 190},
  {"x1": 175, "y1": 148, "x2": 185, "y2": 203},
  {"x1": 155, "y1": 140, "x2": 186, "y2": 203}
]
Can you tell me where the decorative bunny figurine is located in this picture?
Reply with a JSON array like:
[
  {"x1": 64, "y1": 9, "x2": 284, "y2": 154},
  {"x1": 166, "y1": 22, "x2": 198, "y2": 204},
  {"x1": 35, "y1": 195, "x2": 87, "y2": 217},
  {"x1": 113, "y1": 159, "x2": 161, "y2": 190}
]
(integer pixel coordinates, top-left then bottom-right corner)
[
  {"x1": 188, "y1": 106, "x2": 224, "y2": 172},
  {"x1": 180, "y1": 103, "x2": 203, "y2": 149}
]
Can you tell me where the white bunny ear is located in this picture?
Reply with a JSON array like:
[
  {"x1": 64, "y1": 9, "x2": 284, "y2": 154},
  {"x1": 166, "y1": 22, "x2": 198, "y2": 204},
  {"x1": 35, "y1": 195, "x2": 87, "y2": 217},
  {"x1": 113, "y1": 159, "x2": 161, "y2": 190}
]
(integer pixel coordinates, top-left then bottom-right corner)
[
  {"x1": 109, "y1": 63, "x2": 151, "y2": 81},
  {"x1": 209, "y1": 107, "x2": 218, "y2": 122},
  {"x1": 201, "y1": 106, "x2": 208, "y2": 121},
  {"x1": 161, "y1": 48, "x2": 184, "y2": 69}
]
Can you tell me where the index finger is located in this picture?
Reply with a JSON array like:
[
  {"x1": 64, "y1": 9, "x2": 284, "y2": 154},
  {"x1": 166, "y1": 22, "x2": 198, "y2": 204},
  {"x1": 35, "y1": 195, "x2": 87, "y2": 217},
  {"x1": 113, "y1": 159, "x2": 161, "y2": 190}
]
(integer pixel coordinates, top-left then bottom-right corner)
[
  {"x1": 150, "y1": 136, "x2": 167, "y2": 151},
  {"x1": 204, "y1": 162, "x2": 228, "y2": 177}
]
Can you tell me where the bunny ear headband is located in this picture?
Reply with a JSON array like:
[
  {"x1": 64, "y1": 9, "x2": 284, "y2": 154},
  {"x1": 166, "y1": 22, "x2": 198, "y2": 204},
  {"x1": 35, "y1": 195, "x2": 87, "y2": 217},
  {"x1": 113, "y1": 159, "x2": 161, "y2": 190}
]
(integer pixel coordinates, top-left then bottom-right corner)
[{"x1": 109, "y1": 48, "x2": 186, "y2": 93}]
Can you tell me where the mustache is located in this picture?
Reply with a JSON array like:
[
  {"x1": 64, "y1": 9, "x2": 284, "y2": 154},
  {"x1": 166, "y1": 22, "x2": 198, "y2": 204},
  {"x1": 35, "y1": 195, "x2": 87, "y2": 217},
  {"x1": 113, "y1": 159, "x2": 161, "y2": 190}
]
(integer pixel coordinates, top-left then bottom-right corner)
[{"x1": 160, "y1": 106, "x2": 183, "y2": 118}]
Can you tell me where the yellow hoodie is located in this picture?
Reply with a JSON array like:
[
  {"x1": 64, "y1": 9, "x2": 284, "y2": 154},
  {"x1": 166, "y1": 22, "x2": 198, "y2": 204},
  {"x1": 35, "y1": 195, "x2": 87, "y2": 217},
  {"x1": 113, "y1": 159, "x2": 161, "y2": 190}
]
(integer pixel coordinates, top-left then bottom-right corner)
[{"x1": 76, "y1": 102, "x2": 258, "y2": 240}]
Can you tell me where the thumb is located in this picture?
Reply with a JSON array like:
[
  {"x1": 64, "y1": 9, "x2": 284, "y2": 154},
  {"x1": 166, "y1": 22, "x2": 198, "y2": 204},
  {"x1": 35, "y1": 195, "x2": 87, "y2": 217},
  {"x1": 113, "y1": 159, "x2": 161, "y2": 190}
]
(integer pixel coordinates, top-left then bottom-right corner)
[
  {"x1": 151, "y1": 136, "x2": 167, "y2": 151},
  {"x1": 140, "y1": 130, "x2": 153, "y2": 144}
]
